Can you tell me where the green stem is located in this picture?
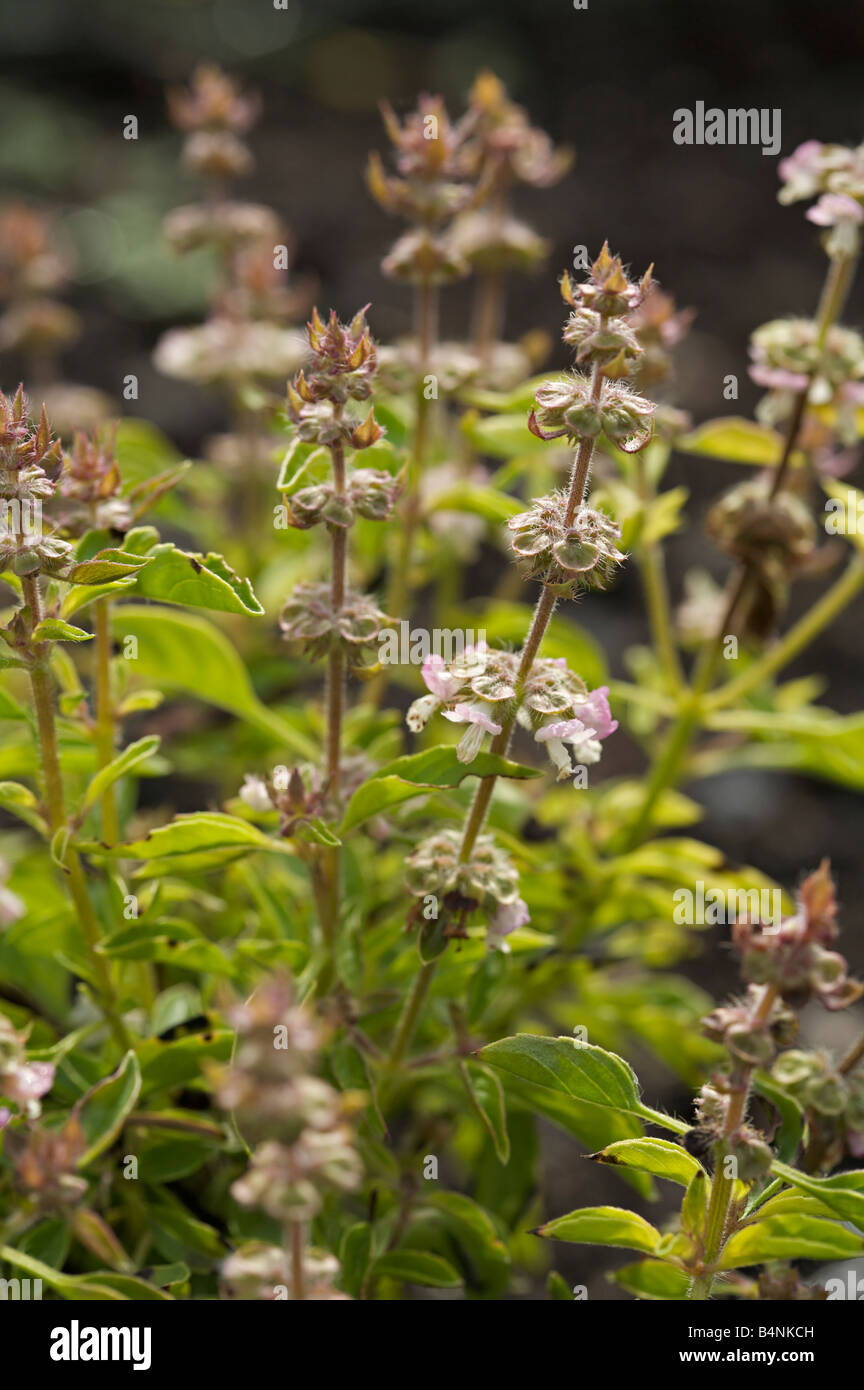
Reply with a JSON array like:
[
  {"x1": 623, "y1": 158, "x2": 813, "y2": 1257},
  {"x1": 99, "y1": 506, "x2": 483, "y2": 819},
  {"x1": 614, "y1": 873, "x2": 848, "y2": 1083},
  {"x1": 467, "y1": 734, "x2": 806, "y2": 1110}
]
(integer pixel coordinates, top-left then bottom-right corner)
[
  {"x1": 688, "y1": 984, "x2": 777, "y2": 1300},
  {"x1": 93, "y1": 596, "x2": 119, "y2": 845},
  {"x1": 22, "y1": 575, "x2": 131, "y2": 1052},
  {"x1": 387, "y1": 959, "x2": 437, "y2": 1067},
  {"x1": 383, "y1": 278, "x2": 437, "y2": 630}
]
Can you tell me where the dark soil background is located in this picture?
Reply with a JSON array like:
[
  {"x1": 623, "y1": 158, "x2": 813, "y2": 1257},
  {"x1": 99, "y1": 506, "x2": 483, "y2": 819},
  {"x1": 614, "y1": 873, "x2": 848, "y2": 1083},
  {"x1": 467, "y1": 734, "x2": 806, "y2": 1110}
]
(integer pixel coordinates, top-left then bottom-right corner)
[{"x1": 1, "y1": 0, "x2": 863, "y2": 1297}]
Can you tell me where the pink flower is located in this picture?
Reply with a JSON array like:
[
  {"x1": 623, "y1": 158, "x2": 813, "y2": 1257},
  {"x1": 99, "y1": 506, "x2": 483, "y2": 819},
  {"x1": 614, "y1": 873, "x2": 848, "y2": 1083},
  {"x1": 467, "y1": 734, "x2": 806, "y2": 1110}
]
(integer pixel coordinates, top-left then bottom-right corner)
[
  {"x1": 577, "y1": 686, "x2": 618, "y2": 740},
  {"x1": 0, "y1": 1107, "x2": 10, "y2": 1130},
  {"x1": 534, "y1": 689, "x2": 617, "y2": 779},
  {"x1": 749, "y1": 363, "x2": 810, "y2": 392},
  {"x1": 442, "y1": 701, "x2": 502, "y2": 763},
  {"x1": 806, "y1": 193, "x2": 864, "y2": 227},
  {"x1": 487, "y1": 896, "x2": 530, "y2": 952},
  {"x1": 421, "y1": 653, "x2": 464, "y2": 701},
  {"x1": 2, "y1": 1060, "x2": 55, "y2": 1105},
  {"x1": 778, "y1": 140, "x2": 825, "y2": 202}
]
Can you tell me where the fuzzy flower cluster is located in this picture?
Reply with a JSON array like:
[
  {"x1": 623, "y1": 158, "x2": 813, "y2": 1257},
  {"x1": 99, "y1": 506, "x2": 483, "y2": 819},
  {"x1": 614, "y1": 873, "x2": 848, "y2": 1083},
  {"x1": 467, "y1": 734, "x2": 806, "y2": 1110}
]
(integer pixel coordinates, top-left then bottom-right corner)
[
  {"x1": 167, "y1": 63, "x2": 260, "y2": 182},
  {"x1": 529, "y1": 374, "x2": 655, "y2": 452},
  {"x1": 688, "y1": 864, "x2": 862, "y2": 1183},
  {"x1": 773, "y1": 1049, "x2": 864, "y2": 1167},
  {"x1": 0, "y1": 1011, "x2": 88, "y2": 1210},
  {"x1": 732, "y1": 860, "x2": 862, "y2": 1011},
  {"x1": 0, "y1": 1012, "x2": 54, "y2": 1127},
  {"x1": 217, "y1": 978, "x2": 361, "y2": 1301},
  {"x1": 286, "y1": 308, "x2": 383, "y2": 450},
  {"x1": 285, "y1": 468, "x2": 401, "y2": 529},
  {"x1": 0, "y1": 387, "x2": 71, "y2": 577},
  {"x1": 706, "y1": 475, "x2": 817, "y2": 641},
  {"x1": 508, "y1": 490, "x2": 625, "y2": 594},
  {"x1": 406, "y1": 647, "x2": 617, "y2": 779},
  {"x1": 238, "y1": 758, "x2": 371, "y2": 832},
  {"x1": 280, "y1": 582, "x2": 389, "y2": 664},
  {"x1": 405, "y1": 828, "x2": 528, "y2": 951},
  {"x1": 778, "y1": 141, "x2": 864, "y2": 254},
  {"x1": 749, "y1": 318, "x2": 864, "y2": 442},
  {"x1": 528, "y1": 246, "x2": 658, "y2": 456},
  {"x1": 447, "y1": 71, "x2": 570, "y2": 277},
  {"x1": 369, "y1": 95, "x2": 478, "y2": 285}
]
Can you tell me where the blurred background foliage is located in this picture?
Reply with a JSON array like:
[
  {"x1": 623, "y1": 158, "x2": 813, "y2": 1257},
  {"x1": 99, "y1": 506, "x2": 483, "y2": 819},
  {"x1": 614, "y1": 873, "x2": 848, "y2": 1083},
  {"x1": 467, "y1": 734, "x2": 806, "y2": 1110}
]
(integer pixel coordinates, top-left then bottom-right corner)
[{"x1": 1, "y1": 0, "x2": 863, "y2": 1297}]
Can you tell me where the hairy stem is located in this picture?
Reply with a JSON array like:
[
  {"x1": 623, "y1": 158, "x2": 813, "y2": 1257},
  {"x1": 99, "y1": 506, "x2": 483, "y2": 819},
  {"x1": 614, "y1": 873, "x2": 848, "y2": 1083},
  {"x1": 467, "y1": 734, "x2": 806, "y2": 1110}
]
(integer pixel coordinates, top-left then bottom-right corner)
[
  {"x1": 320, "y1": 436, "x2": 347, "y2": 960},
  {"x1": 688, "y1": 983, "x2": 778, "y2": 1300},
  {"x1": 390, "y1": 382, "x2": 604, "y2": 1062},
  {"x1": 383, "y1": 278, "x2": 438, "y2": 631}
]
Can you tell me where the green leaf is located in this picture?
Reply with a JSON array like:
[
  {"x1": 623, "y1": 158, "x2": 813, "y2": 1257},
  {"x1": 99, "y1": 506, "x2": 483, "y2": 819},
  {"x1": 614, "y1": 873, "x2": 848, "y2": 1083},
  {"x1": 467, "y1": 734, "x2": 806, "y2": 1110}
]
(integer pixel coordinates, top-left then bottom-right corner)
[
  {"x1": 426, "y1": 483, "x2": 522, "y2": 523},
  {"x1": 770, "y1": 1162, "x2": 864, "y2": 1232},
  {"x1": 67, "y1": 549, "x2": 153, "y2": 585},
  {"x1": 130, "y1": 543, "x2": 263, "y2": 616},
  {"x1": 477, "y1": 1034, "x2": 643, "y2": 1119},
  {"x1": 275, "y1": 438, "x2": 330, "y2": 491},
  {"x1": 746, "y1": 1190, "x2": 840, "y2": 1223},
  {"x1": 80, "y1": 811, "x2": 316, "y2": 863},
  {"x1": 0, "y1": 780, "x2": 48, "y2": 835},
  {"x1": 0, "y1": 1245, "x2": 172, "y2": 1301},
  {"x1": 719, "y1": 1215, "x2": 864, "y2": 1269},
  {"x1": 461, "y1": 410, "x2": 546, "y2": 459},
  {"x1": 109, "y1": 606, "x2": 315, "y2": 756},
  {"x1": 149, "y1": 1202, "x2": 225, "y2": 1261},
  {"x1": 69, "y1": 1207, "x2": 133, "y2": 1271},
  {"x1": 372, "y1": 1250, "x2": 463, "y2": 1288},
  {"x1": 460, "y1": 1060, "x2": 510, "y2": 1163},
  {"x1": 74, "y1": 1052, "x2": 142, "y2": 1167},
  {"x1": 547, "y1": 1270, "x2": 576, "y2": 1300},
  {"x1": 679, "y1": 417, "x2": 803, "y2": 467},
  {"x1": 341, "y1": 746, "x2": 540, "y2": 833},
  {"x1": 136, "y1": 1137, "x2": 222, "y2": 1183},
  {"x1": 590, "y1": 1137, "x2": 703, "y2": 1187},
  {"x1": 536, "y1": 1206, "x2": 661, "y2": 1253},
  {"x1": 80, "y1": 735, "x2": 161, "y2": 815},
  {"x1": 681, "y1": 1169, "x2": 710, "y2": 1238},
  {"x1": 340, "y1": 1223, "x2": 373, "y2": 1299},
  {"x1": 137, "y1": 1032, "x2": 232, "y2": 1095},
  {"x1": 752, "y1": 1071, "x2": 804, "y2": 1164},
  {"x1": 32, "y1": 617, "x2": 93, "y2": 643},
  {"x1": 612, "y1": 1259, "x2": 690, "y2": 1300}
]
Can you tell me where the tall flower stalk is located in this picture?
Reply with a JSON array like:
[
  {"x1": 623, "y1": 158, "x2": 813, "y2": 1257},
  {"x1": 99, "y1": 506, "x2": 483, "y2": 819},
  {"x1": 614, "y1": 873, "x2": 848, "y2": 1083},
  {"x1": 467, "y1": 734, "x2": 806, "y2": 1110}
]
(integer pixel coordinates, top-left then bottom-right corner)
[
  {"x1": 276, "y1": 309, "x2": 393, "y2": 965},
  {"x1": 367, "y1": 96, "x2": 476, "y2": 628},
  {"x1": 390, "y1": 246, "x2": 656, "y2": 1060},
  {"x1": 0, "y1": 390, "x2": 130, "y2": 1049}
]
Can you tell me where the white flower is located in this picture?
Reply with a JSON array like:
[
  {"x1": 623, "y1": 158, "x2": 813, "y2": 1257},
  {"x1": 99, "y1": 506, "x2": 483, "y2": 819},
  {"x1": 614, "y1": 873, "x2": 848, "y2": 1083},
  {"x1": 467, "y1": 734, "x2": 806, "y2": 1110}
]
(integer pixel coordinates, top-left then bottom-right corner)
[
  {"x1": 239, "y1": 774, "x2": 273, "y2": 813},
  {"x1": 487, "y1": 896, "x2": 530, "y2": 952},
  {"x1": 443, "y1": 702, "x2": 503, "y2": 763},
  {"x1": 535, "y1": 717, "x2": 602, "y2": 778}
]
